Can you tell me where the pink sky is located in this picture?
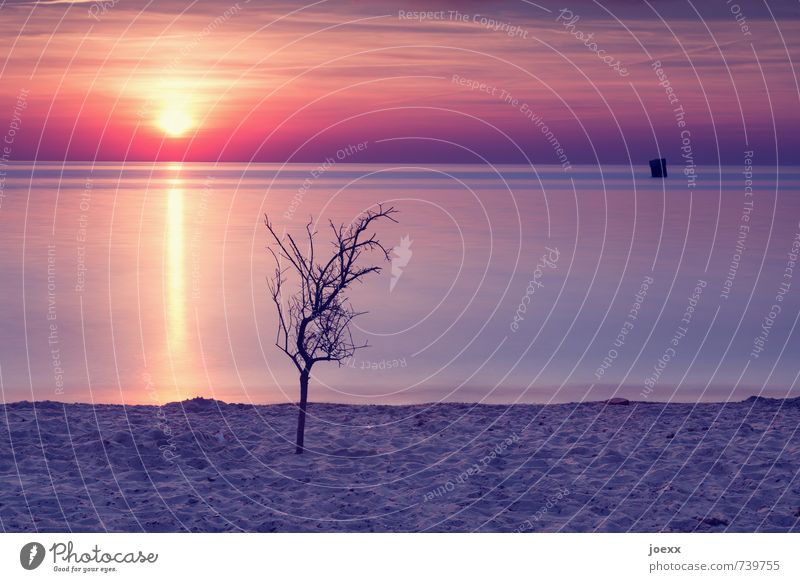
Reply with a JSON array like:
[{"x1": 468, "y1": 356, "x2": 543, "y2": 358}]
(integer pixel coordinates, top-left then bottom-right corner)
[{"x1": 0, "y1": 0, "x2": 798, "y2": 163}]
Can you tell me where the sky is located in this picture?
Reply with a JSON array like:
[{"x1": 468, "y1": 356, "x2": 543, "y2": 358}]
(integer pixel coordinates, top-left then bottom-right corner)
[{"x1": 0, "y1": 0, "x2": 798, "y2": 164}]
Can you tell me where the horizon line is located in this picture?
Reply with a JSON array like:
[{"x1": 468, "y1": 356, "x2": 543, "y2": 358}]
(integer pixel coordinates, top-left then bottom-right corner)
[{"x1": 3, "y1": 159, "x2": 797, "y2": 167}]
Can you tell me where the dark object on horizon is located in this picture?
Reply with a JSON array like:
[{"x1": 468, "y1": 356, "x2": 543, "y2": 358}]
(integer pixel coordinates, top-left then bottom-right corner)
[{"x1": 650, "y1": 158, "x2": 667, "y2": 178}]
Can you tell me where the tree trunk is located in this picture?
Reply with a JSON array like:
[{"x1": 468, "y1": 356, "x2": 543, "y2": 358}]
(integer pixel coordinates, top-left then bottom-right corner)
[{"x1": 295, "y1": 368, "x2": 310, "y2": 454}]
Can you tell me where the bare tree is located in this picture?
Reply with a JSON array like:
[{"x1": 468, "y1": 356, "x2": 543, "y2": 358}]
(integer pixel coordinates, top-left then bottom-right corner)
[{"x1": 265, "y1": 205, "x2": 398, "y2": 454}]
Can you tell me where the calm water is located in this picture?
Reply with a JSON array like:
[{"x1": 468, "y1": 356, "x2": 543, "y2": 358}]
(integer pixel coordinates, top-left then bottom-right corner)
[{"x1": 0, "y1": 162, "x2": 798, "y2": 405}]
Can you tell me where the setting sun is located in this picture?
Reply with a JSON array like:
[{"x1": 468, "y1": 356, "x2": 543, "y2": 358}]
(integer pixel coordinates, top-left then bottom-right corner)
[{"x1": 157, "y1": 104, "x2": 193, "y2": 137}]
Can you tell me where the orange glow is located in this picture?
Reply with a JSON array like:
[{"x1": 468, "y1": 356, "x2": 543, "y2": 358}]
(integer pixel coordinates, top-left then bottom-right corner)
[{"x1": 158, "y1": 103, "x2": 193, "y2": 137}]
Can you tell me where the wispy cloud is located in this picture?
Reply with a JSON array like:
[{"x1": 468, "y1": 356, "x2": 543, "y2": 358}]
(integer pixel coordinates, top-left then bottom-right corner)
[{"x1": 0, "y1": 0, "x2": 797, "y2": 161}]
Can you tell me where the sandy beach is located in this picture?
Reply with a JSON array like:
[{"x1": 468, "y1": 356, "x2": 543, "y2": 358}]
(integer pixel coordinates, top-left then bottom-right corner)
[{"x1": 1, "y1": 396, "x2": 797, "y2": 533}]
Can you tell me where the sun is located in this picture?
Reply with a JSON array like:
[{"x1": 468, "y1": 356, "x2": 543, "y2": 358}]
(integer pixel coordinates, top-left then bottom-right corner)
[{"x1": 157, "y1": 104, "x2": 193, "y2": 137}]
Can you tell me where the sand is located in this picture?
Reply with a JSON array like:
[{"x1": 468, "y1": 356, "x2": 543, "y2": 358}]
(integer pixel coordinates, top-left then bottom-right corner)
[{"x1": 0, "y1": 396, "x2": 798, "y2": 532}]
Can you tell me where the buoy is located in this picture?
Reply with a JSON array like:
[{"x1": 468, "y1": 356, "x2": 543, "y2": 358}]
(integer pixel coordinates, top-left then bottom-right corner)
[{"x1": 650, "y1": 158, "x2": 667, "y2": 178}]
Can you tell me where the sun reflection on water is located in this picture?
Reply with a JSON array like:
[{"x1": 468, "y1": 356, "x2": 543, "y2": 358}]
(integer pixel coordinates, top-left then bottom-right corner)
[{"x1": 165, "y1": 182, "x2": 187, "y2": 398}]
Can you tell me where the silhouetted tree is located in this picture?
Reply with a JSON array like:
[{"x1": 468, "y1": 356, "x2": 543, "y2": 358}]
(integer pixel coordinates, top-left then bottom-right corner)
[{"x1": 265, "y1": 206, "x2": 397, "y2": 454}]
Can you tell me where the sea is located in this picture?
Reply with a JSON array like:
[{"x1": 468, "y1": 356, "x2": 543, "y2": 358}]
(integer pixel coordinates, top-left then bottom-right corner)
[{"x1": 0, "y1": 161, "x2": 798, "y2": 405}]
